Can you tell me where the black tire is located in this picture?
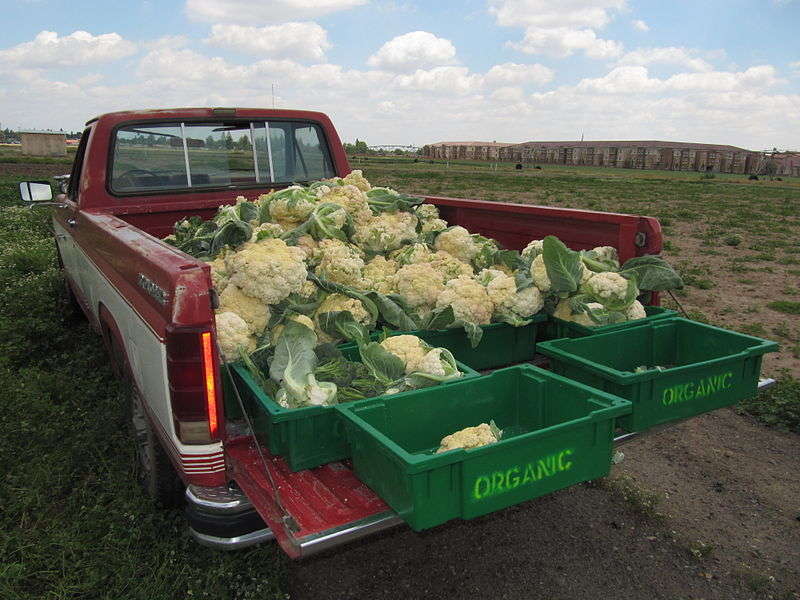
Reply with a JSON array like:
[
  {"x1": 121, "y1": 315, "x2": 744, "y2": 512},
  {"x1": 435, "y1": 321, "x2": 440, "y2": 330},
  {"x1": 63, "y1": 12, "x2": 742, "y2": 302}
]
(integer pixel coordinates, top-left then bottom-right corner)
[
  {"x1": 129, "y1": 387, "x2": 186, "y2": 508},
  {"x1": 55, "y1": 246, "x2": 84, "y2": 319}
]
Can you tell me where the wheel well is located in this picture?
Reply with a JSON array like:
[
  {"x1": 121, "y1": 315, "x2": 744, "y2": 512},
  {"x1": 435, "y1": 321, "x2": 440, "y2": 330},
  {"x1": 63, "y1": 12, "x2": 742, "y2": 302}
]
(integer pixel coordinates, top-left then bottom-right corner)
[{"x1": 98, "y1": 304, "x2": 133, "y2": 381}]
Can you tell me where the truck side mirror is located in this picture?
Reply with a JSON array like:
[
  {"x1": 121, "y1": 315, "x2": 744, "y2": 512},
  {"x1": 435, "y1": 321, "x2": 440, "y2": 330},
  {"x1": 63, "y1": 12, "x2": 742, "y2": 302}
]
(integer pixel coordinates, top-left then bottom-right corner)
[{"x1": 19, "y1": 181, "x2": 54, "y2": 203}]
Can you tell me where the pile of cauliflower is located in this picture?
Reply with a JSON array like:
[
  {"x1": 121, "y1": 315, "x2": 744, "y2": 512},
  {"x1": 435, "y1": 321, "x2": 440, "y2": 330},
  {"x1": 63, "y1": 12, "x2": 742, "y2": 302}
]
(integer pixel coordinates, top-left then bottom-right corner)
[{"x1": 164, "y1": 170, "x2": 666, "y2": 374}]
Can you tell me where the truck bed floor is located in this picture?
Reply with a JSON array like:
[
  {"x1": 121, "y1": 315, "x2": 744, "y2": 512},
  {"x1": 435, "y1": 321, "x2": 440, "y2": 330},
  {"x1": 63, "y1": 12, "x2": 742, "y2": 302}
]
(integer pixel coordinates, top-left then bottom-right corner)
[{"x1": 225, "y1": 437, "x2": 400, "y2": 558}]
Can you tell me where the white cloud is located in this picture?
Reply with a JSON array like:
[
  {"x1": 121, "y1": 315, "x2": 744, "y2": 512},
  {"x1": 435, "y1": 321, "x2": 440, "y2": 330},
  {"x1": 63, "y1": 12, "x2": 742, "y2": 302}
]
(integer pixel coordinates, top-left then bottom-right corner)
[
  {"x1": 510, "y1": 27, "x2": 623, "y2": 59},
  {"x1": 185, "y1": 0, "x2": 366, "y2": 23},
  {"x1": 488, "y1": 0, "x2": 627, "y2": 28},
  {"x1": 0, "y1": 30, "x2": 136, "y2": 68},
  {"x1": 490, "y1": 86, "x2": 525, "y2": 102},
  {"x1": 666, "y1": 65, "x2": 781, "y2": 92},
  {"x1": 617, "y1": 47, "x2": 713, "y2": 72},
  {"x1": 205, "y1": 22, "x2": 330, "y2": 61},
  {"x1": 576, "y1": 64, "x2": 781, "y2": 94},
  {"x1": 790, "y1": 61, "x2": 800, "y2": 75},
  {"x1": 489, "y1": 0, "x2": 626, "y2": 60},
  {"x1": 367, "y1": 31, "x2": 457, "y2": 72},
  {"x1": 484, "y1": 62, "x2": 554, "y2": 85},
  {"x1": 631, "y1": 19, "x2": 649, "y2": 31},
  {"x1": 394, "y1": 66, "x2": 480, "y2": 94},
  {"x1": 577, "y1": 66, "x2": 663, "y2": 93}
]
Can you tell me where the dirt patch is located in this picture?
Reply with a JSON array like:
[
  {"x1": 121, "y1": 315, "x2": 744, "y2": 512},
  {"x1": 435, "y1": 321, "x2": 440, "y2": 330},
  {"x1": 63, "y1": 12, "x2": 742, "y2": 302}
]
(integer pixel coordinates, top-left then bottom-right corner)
[
  {"x1": 618, "y1": 407, "x2": 800, "y2": 598},
  {"x1": 0, "y1": 163, "x2": 70, "y2": 178},
  {"x1": 662, "y1": 221, "x2": 800, "y2": 377}
]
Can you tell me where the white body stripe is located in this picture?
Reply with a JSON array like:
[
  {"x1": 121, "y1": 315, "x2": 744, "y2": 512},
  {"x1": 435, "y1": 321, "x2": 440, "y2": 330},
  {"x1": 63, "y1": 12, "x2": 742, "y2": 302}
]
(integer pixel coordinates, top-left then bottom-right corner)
[{"x1": 55, "y1": 222, "x2": 224, "y2": 473}]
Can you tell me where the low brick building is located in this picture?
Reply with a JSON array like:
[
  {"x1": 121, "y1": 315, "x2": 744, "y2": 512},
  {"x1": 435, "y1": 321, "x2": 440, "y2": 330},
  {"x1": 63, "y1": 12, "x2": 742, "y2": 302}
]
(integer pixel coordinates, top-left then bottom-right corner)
[
  {"x1": 422, "y1": 139, "x2": 769, "y2": 175},
  {"x1": 422, "y1": 141, "x2": 514, "y2": 161},
  {"x1": 769, "y1": 152, "x2": 800, "y2": 177}
]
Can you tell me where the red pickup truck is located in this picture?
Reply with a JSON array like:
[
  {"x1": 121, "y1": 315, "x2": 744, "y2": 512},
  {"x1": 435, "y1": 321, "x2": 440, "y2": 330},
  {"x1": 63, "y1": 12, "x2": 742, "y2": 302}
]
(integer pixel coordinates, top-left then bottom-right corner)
[{"x1": 20, "y1": 107, "x2": 670, "y2": 557}]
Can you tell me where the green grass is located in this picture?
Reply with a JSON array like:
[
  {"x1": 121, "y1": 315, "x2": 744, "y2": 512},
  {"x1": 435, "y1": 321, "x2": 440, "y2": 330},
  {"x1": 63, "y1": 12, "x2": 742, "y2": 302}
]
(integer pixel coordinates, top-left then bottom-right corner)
[
  {"x1": 0, "y1": 174, "x2": 288, "y2": 599},
  {"x1": 738, "y1": 374, "x2": 800, "y2": 432},
  {"x1": 767, "y1": 301, "x2": 800, "y2": 315}
]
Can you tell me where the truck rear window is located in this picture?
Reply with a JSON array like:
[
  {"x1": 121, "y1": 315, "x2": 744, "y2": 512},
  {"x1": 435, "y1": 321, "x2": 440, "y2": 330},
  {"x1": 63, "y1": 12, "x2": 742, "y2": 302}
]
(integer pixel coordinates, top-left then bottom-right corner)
[{"x1": 110, "y1": 120, "x2": 335, "y2": 194}]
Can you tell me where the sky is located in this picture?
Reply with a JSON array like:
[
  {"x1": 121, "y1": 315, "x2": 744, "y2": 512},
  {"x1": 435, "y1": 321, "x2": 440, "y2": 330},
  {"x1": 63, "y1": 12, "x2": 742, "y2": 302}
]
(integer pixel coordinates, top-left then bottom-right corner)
[{"x1": 1, "y1": 0, "x2": 798, "y2": 149}]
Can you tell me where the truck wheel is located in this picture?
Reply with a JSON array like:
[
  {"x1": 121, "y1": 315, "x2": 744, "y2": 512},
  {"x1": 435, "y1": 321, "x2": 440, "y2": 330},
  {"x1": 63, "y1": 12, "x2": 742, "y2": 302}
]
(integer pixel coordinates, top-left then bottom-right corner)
[{"x1": 129, "y1": 387, "x2": 185, "y2": 508}]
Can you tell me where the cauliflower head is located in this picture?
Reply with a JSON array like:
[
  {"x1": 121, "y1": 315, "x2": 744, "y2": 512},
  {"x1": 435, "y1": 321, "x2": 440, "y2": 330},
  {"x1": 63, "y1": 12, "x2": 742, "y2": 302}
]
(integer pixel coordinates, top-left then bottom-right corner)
[
  {"x1": 436, "y1": 275, "x2": 494, "y2": 325},
  {"x1": 380, "y1": 335, "x2": 429, "y2": 375},
  {"x1": 434, "y1": 226, "x2": 479, "y2": 263},
  {"x1": 394, "y1": 263, "x2": 445, "y2": 308},
  {"x1": 428, "y1": 250, "x2": 474, "y2": 282},
  {"x1": 584, "y1": 271, "x2": 636, "y2": 307},
  {"x1": 215, "y1": 311, "x2": 255, "y2": 362},
  {"x1": 225, "y1": 239, "x2": 307, "y2": 305},
  {"x1": 521, "y1": 239, "x2": 544, "y2": 261},
  {"x1": 391, "y1": 243, "x2": 432, "y2": 266},
  {"x1": 436, "y1": 423, "x2": 498, "y2": 454},
  {"x1": 218, "y1": 284, "x2": 271, "y2": 335},
  {"x1": 591, "y1": 246, "x2": 619, "y2": 264},
  {"x1": 315, "y1": 293, "x2": 371, "y2": 323},
  {"x1": 314, "y1": 293, "x2": 373, "y2": 343},
  {"x1": 297, "y1": 278, "x2": 320, "y2": 301},
  {"x1": 478, "y1": 269, "x2": 517, "y2": 306},
  {"x1": 319, "y1": 184, "x2": 372, "y2": 224},
  {"x1": 315, "y1": 238, "x2": 365, "y2": 287},
  {"x1": 421, "y1": 218, "x2": 448, "y2": 234},
  {"x1": 206, "y1": 256, "x2": 230, "y2": 293},
  {"x1": 503, "y1": 286, "x2": 544, "y2": 319},
  {"x1": 250, "y1": 222, "x2": 285, "y2": 242},
  {"x1": 269, "y1": 192, "x2": 316, "y2": 224},
  {"x1": 362, "y1": 256, "x2": 398, "y2": 294},
  {"x1": 295, "y1": 234, "x2": 321, "y2": 265},
  {"x1": 341, "y1": 169, "x2": 371, "y2": 192},
  {"x1": 417, "y1": 348, "x2": 454, "y2": 377},
  {"x1": 625, "y1": 300, "x2": 647, "y2": 321},
  {"x1": 352, "y1": 211, "x2": 418, "y2": 253},
  {"x1": 414, "y1": 203, "x2": 439, "y2": 220}
]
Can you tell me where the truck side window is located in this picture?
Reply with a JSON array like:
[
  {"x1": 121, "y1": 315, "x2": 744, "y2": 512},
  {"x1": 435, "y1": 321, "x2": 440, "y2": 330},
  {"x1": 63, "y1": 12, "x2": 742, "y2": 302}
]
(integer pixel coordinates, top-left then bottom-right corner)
[
  {"x1": 67, "y1": 128, "x2": 90, "y2": 202},
  {"x1": 293, "y1": 124, "x2": 333, "y2": 181}
]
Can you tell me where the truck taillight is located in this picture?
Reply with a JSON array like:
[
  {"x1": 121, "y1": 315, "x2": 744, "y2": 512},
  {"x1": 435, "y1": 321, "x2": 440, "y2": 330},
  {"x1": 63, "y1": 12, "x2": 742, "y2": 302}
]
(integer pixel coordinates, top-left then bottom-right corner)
[{"x1": 166, "y1": 326, "x2": 222, "y2": 444}]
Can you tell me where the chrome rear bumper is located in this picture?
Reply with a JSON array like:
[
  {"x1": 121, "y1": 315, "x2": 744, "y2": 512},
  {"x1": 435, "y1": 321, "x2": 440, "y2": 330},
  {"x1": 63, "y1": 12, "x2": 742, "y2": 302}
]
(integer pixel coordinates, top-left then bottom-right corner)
[{"x1": 185, "y1": 483, "x2": 401, "y2": 554}]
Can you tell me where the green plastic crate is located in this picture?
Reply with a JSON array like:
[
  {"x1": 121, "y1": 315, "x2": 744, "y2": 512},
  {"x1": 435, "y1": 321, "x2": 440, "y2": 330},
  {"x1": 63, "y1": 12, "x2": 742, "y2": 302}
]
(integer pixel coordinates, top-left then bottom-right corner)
[
  {"x1": 336, "y1": 365, "x2": 631, "y2": 531},
  {"x1": 545, "y1": 305, "x2": 676, "y2": 340},
  {"x1": 404, "y1": 314, "x2": 548, "y2": 370},
  {"x1": 538, "y1": 318, "x2": 778, "y2": 433},
  {"x1": 227, "y1": 345, "x2": 480, "y2": 472}
]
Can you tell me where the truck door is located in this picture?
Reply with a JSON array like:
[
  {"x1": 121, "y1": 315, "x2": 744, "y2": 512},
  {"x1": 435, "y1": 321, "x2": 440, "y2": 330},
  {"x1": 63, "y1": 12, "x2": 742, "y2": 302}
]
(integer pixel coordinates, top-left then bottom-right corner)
[{"x1": 54, "y1": 128, "x2": 91, "y2": 312}]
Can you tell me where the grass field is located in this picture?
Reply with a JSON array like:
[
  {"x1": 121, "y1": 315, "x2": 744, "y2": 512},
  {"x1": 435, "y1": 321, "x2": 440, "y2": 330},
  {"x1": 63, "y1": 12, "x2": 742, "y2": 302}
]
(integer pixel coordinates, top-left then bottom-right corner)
[{"x1": 1, "y1": 152, "x2": 798, "y2": 599}]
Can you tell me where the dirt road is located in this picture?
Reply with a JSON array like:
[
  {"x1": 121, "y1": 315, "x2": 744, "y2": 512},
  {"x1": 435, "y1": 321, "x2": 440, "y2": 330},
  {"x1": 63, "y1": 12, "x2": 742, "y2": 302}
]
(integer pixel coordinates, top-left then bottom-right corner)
[{"x1": 289, "y1": 408, "x2": 799, "y2": 600}]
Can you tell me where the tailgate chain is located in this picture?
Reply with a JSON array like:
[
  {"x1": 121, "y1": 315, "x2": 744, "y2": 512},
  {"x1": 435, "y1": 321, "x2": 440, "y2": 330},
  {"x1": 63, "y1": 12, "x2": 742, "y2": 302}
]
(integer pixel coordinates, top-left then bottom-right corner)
[{"x1": 219, "y1": 348, "x2": 300, "y2": 534}]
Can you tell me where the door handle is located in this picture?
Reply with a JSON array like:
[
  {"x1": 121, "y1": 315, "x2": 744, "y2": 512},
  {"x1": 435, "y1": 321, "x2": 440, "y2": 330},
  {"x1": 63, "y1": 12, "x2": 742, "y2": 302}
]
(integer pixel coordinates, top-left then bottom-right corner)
[{"x1": 67, "y1": 218, "x2": 77, "y2": 227}]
